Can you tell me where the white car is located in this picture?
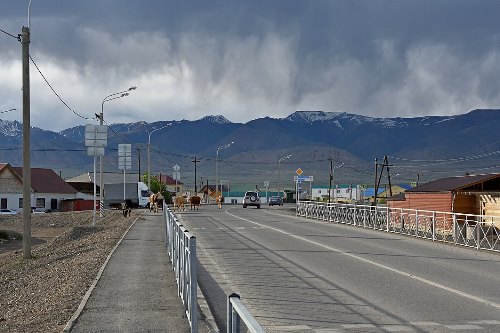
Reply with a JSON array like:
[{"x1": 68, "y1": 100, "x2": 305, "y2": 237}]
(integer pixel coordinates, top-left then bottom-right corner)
[
  {"x1": 0, "y1": 209, "x2": 18, "y2": 215},
  {"x1": 243, "y1": 191, "x2": 261, "y2": 208}
]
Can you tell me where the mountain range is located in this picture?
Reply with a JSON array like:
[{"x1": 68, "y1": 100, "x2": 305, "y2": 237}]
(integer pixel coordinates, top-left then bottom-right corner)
[{"x1": 1, "y1": 109, "x2": 499, "y2": 188}]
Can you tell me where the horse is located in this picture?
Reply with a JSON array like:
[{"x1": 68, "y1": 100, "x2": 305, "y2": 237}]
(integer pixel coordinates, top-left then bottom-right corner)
[
  {"x1": 174, "y1": 196, "x2": 185, "y2": 211},
  {"x1": 189, "y1": 196, "x2": 201, "y2": 210},
  {"x1": 216, "y1": 195, "x2": 224, "y2": 209},
  {"x1": 149, "y1": 193, "x2": 159, "y2": 213}
]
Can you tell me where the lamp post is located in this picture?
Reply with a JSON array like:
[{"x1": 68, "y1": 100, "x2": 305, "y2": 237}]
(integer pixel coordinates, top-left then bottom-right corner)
[
  {"x1": 98, "y1": 86, "x2": 136, "y2": 217},
  {"x1": 216, "y1": 141, "x2": 234, "y2": 197},
  {"x1": 147, "y1": 123, "x2": 171, "y2": 193},
  {"x1": 278, "y1": 154, "x2": 292, "y2": 201}
]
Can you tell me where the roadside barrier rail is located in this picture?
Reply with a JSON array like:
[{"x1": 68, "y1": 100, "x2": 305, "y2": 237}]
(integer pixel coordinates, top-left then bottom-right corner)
[
  {"x1": 297, "y1": 201, "x2": 500, "y2": 252},
  {"x1": 227, "y1": 293, "x2": 266, "y2": 333},
  {"x1": 163, "y1": 203, "x2": 198, "y2": 333}
]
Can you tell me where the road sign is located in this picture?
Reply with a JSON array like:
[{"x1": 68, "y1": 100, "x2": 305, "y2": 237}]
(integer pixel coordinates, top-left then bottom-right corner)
[
  {"x1": 173, "y1": 164, "x2": 180, "y2": 172},
  {"x1": 294, "y1": 175, "x2": 313, "y2": 182},
  {"x1": 84, "y1": 124, "x2": 107, "y2": 147},
  {"x1": 296, "y1": 168, "x2": 303, "y2": 175},
  {"x1": 118, "y1": 144, "x2": 132, "y2": 170},
  {"x1": 87, "y1": 147, "x2": 104, "y2": 157},
  {"x1": 264, "y1": 181, "x2": 269, "y2": 187},
  {"x1": 173, "y1": 172, "x2": 180, "y2": 180}
]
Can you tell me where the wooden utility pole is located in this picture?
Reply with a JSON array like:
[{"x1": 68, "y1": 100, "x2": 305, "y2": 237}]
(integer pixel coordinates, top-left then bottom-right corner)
[
  {"x1": 373, "y1": 158, "x2": 378, "y2": 205},
  {"x1": 21, "y1": 25, "x2": 31, "y2": 259},
  {"x1": 328, "y1": 158, "x2": 333, "y2": 203},
  {"x1": 192, "y1": 157, "x2": 200, "y2": 193}
]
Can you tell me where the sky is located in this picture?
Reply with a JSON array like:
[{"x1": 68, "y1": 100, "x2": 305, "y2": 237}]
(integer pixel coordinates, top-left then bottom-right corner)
[{"x1": 2, "y1": 0, "x2": 500, "y2": 131}]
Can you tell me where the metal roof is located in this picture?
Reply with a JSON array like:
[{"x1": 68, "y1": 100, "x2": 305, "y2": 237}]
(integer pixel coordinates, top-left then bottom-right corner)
[
  {"x1": 407, "y1": 174, "x2": 500, "y2": 193},
  {"x1": 12, "y1": 167, "x2": 77, "y2": 194}
]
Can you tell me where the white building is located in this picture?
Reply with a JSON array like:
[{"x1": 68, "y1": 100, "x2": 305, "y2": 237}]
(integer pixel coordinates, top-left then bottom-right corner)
[{"x1": 311, "y1": 184, "x2": 361, "y2": 202}]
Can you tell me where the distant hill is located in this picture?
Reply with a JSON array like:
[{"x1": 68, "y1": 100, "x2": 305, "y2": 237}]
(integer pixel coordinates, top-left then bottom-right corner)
[{"x1": 1, "y1": 109, "x2": 500, "y2": 187}]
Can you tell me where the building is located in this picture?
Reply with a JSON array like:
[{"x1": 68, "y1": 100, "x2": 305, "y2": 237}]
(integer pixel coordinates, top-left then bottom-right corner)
[
  {"x1": 363, "y1": 184, "x2": 412, "y2": 204},
  {"x1": 158, "y1": 174, "x2": 185, "y2": 195},
  {"x1": 387, "y1": 174, "x2": 500, "y2": 216},
  {"x1": 0, "y1": 163, "x2": 77, "y2": 212},
  {"x1": 311, "y1": 184, "x2": 362, "y2": 202}
]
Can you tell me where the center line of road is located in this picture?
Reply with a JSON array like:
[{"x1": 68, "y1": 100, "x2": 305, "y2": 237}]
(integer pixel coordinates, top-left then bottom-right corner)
[{"x1": 225, "y1": 208, "x2": 500, "y2": 310}]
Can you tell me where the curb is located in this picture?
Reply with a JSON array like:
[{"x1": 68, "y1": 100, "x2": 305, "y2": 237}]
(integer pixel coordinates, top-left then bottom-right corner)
[{"x1": 62, "y1": 211, "x2": 145, "y2": 332}]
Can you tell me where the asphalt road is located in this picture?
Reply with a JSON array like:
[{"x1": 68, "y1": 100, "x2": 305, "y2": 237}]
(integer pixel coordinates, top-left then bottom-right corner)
[{"x1": 176, "y1": 204, "x2": 500, "y2": 333}]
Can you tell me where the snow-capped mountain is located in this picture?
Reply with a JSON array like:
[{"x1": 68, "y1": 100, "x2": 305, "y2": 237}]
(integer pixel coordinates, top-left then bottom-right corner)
[{"x1": 1, "y1": 109, "x2": 499, "y2": 182}]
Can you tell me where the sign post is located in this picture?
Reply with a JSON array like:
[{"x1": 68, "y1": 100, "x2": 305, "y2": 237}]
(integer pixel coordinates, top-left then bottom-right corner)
[
  {"x1": 173, "y1": 164, "x2": 180, "y2": 196},
  {"x1": 118, "y1": 144, "x2": 132, "y2": 201},
  {"x1": 85, "y1": 124, "x2": 107, "y2": 226}
]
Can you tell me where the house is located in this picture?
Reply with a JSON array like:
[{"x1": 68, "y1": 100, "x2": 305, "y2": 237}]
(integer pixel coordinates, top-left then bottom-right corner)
[
  {"x1": 158, "y1": 174, "x2": 185, "y2": 195},
  {"x1": 311, "y1": 184, "x2": 362, "y2": 202},
  {"x1": 364, "y1": 184, "x2": 412, "y2": 204},
  {"x1": 0, "y1": 163, "x2": 77, "y2": 212},
  {"x1": 387, "y1": 174, "x2": 500, "y2": 216}
]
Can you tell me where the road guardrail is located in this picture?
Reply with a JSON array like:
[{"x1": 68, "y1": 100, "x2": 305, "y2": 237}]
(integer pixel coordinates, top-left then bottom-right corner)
[
  {"x1": 163, "y1": 203, "x2": 198, "y2": 333},
  {"x1": 227, "y1": 293, "x2": 266, "y2": 333}
]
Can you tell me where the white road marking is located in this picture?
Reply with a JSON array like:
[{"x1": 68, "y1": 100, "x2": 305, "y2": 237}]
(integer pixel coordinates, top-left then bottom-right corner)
[
  {"x1": 444, "y1": 324, "x2": 483, "y2": 330},
  {"x1": 225, "y1": 208, "x2": 500, "y2": 310}
]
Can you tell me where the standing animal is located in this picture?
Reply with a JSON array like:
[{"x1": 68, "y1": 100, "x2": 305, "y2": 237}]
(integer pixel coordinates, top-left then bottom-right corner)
[
  {"x1": 121, "y1": 200, "x2": 131, "y2": 217},
  {"x1": 216, "y1": 195, "x2": 224, "y2": 209},
  {"x1": 174, "y1": 196, "x2": 185, "y2": 211},
  {"x1": 149, "y1": 193, "x2": 159, "y2": 213},
  {"x1": 189, "y1": 196, "x2": 201, "y2": 210}
]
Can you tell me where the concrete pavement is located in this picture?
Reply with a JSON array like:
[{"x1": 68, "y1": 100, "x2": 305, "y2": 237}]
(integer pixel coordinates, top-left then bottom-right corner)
[{"x1": 67, "y1": 210, "x2": 194, "y2": 333}]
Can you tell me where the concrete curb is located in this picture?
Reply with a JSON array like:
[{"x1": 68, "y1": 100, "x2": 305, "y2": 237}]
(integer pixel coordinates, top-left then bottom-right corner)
[{"x1": 62, "y1": 211, "x2": 145, "y2": 332}]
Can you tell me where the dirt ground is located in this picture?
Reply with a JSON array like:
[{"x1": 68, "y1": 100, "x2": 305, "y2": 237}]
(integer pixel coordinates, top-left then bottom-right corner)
[{"x1": 0, "y1": 209, "x2": 141, "y2": 332}]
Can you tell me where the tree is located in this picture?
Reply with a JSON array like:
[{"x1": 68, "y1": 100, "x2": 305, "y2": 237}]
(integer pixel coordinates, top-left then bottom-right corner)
[{"x1": 142, "y1": 172, "x2": 171, "y2": 204}]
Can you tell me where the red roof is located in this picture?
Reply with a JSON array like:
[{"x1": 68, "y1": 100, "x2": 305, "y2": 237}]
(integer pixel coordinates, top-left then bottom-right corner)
[
  {"x1": 12, "y1": 167, "x2": 77, "y2": 194},
  {"x1": 407, "y1": 174, "x2": 500, "y2": 193},
  {"x1": 159, "y1": 174, "x2": 184, "y2": 185}
]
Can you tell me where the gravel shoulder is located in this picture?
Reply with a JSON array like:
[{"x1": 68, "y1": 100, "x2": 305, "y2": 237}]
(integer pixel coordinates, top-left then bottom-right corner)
[{"x1": 0, "y1": 209, "x2": 141, "y2": 333}]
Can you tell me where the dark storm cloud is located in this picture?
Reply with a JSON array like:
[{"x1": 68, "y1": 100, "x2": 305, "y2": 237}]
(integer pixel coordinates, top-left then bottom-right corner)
[{"x1": 2, "y1": 0, "x2": 500, "y2": 130}]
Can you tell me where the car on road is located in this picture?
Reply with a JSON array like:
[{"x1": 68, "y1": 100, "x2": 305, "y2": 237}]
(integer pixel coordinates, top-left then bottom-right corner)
[
  {"x1": 268, "y1": 196, "x2": 283, "y2": 206},
  {"x1": 243, "y1": 191, "x2": 261, "y2": 208},
  {"x1": 0, "y1": 209, "x2": 18, "y2": 215}
]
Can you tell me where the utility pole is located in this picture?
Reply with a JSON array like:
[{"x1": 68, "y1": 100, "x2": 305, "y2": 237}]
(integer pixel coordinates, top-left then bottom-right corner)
[
  {"x1": 373, "y1": 158, "x2": 378, "y2": 205},
  {"x1": 192, "y1": 156, "x2": 200, "y2": 193},
  {"x1": 21, "y1": 25, "x2": 31, "y2": 259},
  {"x1": 328, "y1": 158, "x2": 333, "y2": 204},
  {"x1": 385, "y1": 156, "x2": 393, "y2": 197},
  {"x1": 137, "y1": 147, "x2": 141, "y2": 182}
]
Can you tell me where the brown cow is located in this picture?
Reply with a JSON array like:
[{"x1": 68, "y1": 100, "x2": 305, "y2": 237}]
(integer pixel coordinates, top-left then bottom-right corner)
[
  {"x1": 189, "y1": 196, "x2": 201, "y2": 210},
  {"x1": 174, "y1": 196, "x2": 185, "y2": 211}
]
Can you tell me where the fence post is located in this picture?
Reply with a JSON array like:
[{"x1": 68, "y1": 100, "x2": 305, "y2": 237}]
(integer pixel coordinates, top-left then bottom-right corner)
[
  {"x1": 227, "y1": 293, "x2": 241, "y2": 333},
  {"x1": 432, "y1": 211, "x2": 436, "y2": 241},
  {"x1": 386, "y1": 206, "x2": 390, "y2": 232},
  {"x1": 453, "y1": 214, "x2": 457, "y2": 245},
  {"x1": 415, "y1": 210, "x2": 419, "y2": 237},
  {"x1": 189, "y1": 235, "x2": 198, "y2": 333}
]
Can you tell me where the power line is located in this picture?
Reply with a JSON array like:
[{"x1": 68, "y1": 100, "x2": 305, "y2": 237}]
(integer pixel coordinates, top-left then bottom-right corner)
[
  {"x1": 0, "y1": 28, "x2": 20, "y2": 41},
  {"x1": 29, "y1": 55, "x2": 91, "y2": 120}
]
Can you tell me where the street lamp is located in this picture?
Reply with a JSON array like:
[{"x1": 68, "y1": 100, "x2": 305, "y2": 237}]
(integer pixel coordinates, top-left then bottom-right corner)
[
  {"x1": 98, "y1": 86, "x2": 136, "y2": 217},
  {"x1": 146, "y1": 123, "x2": 172, "y2": 192},
  {"x1": 216, "y1": 141, "x2": 234, "y2": 197},
  {"x1": 278, "y1": 154, "x2": 292, "y2": 201}
]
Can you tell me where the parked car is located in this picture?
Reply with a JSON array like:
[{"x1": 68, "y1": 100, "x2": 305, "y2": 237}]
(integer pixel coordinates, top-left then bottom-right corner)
[
  {"x1": 0, "y1": 209, "x2": 18, "y2": 215},
  {"x1": 268, "y1": 196, "x2": 283, "y2": 206},
  {"x1": 243, "y1": 191, "x2": 261, "y2": 208}
]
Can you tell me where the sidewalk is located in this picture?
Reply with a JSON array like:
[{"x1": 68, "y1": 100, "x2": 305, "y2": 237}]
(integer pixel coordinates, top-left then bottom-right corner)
[{"x1": 68, "y1": 211, "x2": 192, "y2": 333}]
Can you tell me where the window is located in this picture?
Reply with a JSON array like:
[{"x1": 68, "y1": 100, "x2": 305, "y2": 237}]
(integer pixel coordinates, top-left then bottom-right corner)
[
  {"x1": 51, "y1": 198, "x2": 58, "y2": 210},
  {"x1": 36, "y1": 198, "x2": 45, "y2": 208},
  {"x1": 1, "y1": 198, "x2": 6, "y2": 209},
  {"x1": 141, "y1": 190, "x2": 149, "y2": 198},
  {"x1": 19, "y1": 198, "x2": 23, "y2": 208},
  {"x1": 336, "y1": 189, "x2": 341, "y2": 193}
]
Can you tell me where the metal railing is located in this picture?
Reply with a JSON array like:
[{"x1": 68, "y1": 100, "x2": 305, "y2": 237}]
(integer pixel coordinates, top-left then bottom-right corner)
[
  {"x1": 163, "y1": 203, "x2": 198, "y2": 333},
  {"x1": 227, "y1": 293, "x2": 266, "y2": 333},
  {"x1": 297, "y1": 201, "x2": 500, "y2": 252}
]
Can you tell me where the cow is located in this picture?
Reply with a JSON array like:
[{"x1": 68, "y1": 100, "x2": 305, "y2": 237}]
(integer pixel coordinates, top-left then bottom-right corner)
[
  {"x1": 121, "y1": 200, "x2": 132, "y2": 217},
  {"x1": 216, "y1": 195, "x2": 224, "y2": 209},
  {"x1": 174, "y1": 196, "x2": 185, "y2": 211},
  {"x1": 189, "y1": 195, "x2": 201, "y2": 210},
  {"x1": 149, "y1": 193, "x2": 159, "y2": 213}
]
